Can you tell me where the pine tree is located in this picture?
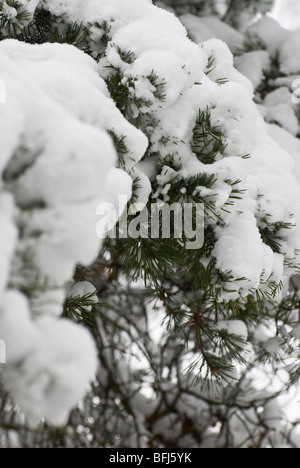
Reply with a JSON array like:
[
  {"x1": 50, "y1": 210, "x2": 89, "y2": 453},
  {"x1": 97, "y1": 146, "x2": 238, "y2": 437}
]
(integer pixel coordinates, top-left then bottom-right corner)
[{"x1": 0, "y1": 0, "x2": 300, "y2": 448}]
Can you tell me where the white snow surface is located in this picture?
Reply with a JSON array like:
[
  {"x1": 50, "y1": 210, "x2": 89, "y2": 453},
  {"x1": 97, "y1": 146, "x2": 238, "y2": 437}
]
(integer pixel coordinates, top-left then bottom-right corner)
[
  {"x1": 180, "y1": 14, "x2": 244, "y2": 53},
  {"x1": 1, "y1": 290, "x2": 98, "y2": 426},
  {"x1": 0, "y1": 35, "x2": 141, "y2": 425},
  {"x1": 216, "y1": 320, "x2": 248, "y2": 340},
  {"x1": 271, "y1": 0, "x2": 300, "y2": 31},
  {"x1": 1, "y1": 0, "x2": 300, "y2": 425},
  {"x1": 280, "y1": 31, "x2": 300, "y2": 74},
  {"x1": 234, "y1": 51, "x2": 271, "y2": 90},
  {"x1": 245, "y1": 16, "x2": 292, "y2": 58}
]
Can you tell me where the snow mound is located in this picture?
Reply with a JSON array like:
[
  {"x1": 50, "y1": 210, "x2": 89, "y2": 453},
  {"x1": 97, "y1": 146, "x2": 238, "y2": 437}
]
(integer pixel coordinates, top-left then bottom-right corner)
[
  {"x1": 0, "y1": 38, "x2": 143, "y2": 425},
  {"x1": 1, "y1": 0, "x2": 300, "y2": 426}
]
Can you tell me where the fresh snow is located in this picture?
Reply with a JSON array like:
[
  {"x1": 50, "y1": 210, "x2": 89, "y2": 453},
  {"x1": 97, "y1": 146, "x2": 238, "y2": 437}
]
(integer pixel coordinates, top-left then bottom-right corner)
[
  {"x1": 216, "y1": 320, "x2": 248, "y2": 341},
  {"x1": 0, "y1": 34, "x2": 141, "y2": 425},
  {"x1": 1, "y1": 0, "x2": 300, "y2": 427},
  {"x1": 271, "y1": 0, "x2": 300, "y2": 31},
  {"x1": 234, "y1": 51, "x2": 271, "y2": 90},
  {"x1": 180, "y1": 14, "x2": 244, "y2": 53}
]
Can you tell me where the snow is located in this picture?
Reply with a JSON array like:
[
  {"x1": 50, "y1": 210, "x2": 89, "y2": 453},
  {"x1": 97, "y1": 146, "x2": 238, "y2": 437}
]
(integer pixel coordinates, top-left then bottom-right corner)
[
  {"x1": 0, "y1": 339, "x2": 5, "y2": 364},
  {"x1": 201, "y1": 39, "x2": 253, "y2": 95},
  {"x1": 271, "y1": 0, "x2": 300, "y2": 31},
  {"x1": 216, "y1": 320, "x2": 248, "y2": 341},
  {"x1": 245, "y1": 16, "x2": 292, "y2": 57},
  {"x1": 264, "y1": 87, "x2": 294, "y2": 109},
  {"x1": 66, "y1": 281, "x2": 97, "y2": 300},
  {"x1": 213, "y1": 212, "x2": 284, "y2": 295},
  {"x1": 1, "y1": 3, "x2": 18, "y2": 19},
  {"x1": 0, "y1": 1, "x2": 39, "y2": 36},
  {"x1": 264, "y1": 336, "x2": 282, "y2": 353},
  {"x1": 263, "y1": 104, "x2": 299, "y2": 136},
  {"x1": 3, "y1": 39, "x2": 148, "y2": 173},
  {"x1": 267, "y1": 124, "x2": 300, "y2": 184},
  {"x1": 30, "y1": 289, "x2": 66, "y2": 319},
  {"x1": 180, "y1": 14, "x2": 244, "y2": 54},
  {"x1": 291, "y1": 324, "x2": 300, "y2": 339},
  {"x1": 263, "y1": 400, "x2": 283, "y2": 430},
  {"x1": 101, "y1": 13, "x2": 207, "y2": 98},
  {"x1": 280, "y1": 31, "x2": 300, "y2": 74},
  {"x1": 152, "y1": 65, "x2": 300, "y2": 299},
  {"x1": 1, "y1": 291, "x2": 97, "y2": 426},
  {"x1": 44, "y1": 0, "x2": 154, "y2": 27},
  {"x1": 102, "y1": 10, "x2": 300, "y2": 302},
  {"x1": 234, "y1": 51, "x2": 271, "y2": 90},
  {"x1": 0, "y1": 37, "x2": 141, "y2": 425},
  {"x1": 65, "y1": 281, "x2": 98, "y2": 312},
  {"x1": 0, "y1": 38, "x2": 138, "y2": 285},
  {"x1": 130, "y1": 50, "x2": 187, "y2": 108},
  {"x1": 0, "y1": 194, "x2": 18, "y2": 297},
  {"x1": 1, "y1": 0, "x2": 300, "y2": 429}
]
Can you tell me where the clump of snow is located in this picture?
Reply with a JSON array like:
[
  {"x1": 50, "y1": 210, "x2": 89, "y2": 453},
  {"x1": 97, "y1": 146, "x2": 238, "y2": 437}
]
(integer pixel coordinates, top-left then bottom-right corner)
[
  {"x1": 66, "y1": 281, "x2": 97, "y2": 301},
  {"x1": 65, "y1": 281, "x2": 98, "y2": 312},
  {"x1": 0, "y1": 35, "x2": 144, "y2": 425},
  {"x1": 291, "y1": 324, "x2": 300, "y2": 339},
  {"x1": 1, "y1": 3, "x2": 18, "y2": 19},
  {"x1": 216, "y1": 320, "x2": 248, "y2": 341},
  {"x1": 271, "y1": 0, "x2": 300, "y2": 31},
  {"x1": 234, "y1": 51, "x2": 271, "y2": 90},
  {"x1": 180, "y1": 14, "x2": 244, "y2": 54},
  {"x1": 213, "y1": 211, "x2": 283, "y2": 295},
  {"x1": 1, "y1": 290, "x2": 98, "y2": 426},
  {"x1": 0, "y1": 1, "x2": 39, "y2": 36},
  {"x1": 240, "y1": 16, "x2": 300, "y2": 145},
  {"x1": 245, "y1": 16, "x2": 292, "y2": 58},
  {"x1": 263, "y1": 400, "x2": 283, "y2": 430},
  {"x1": 267, "y1": 124, "x2": 300, "y2": 186},
  {"x1": 243, "y1": 15, "x2": 300, "y2": 97},
  {"x1": 201, "y1": 39, "x2": 253, "y2": 95},
  {"x1": 1, "y1": 0, "x2": 300, "y2": 426},
  {"x1": 264, "y1": 336, "x2": 282, "y2": 353},
  {"x1": 264, "y1": 104, "x2": 299, "y2": 136},
  {"x1": 280, "y1": 31, "x2": 300, "y2": 75},
  {"x1": 261, "y1": 87, "x2": 299, "y2": 136},
  {"x1": 0, "y1": 193, "x2": 18, "y2": 296},
  {"x1": 95, "y1": 4, "x2": 300, "y2": 302},
  {"x1": 0, "y1": 339, "x2": 5, "y2": 364}
]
